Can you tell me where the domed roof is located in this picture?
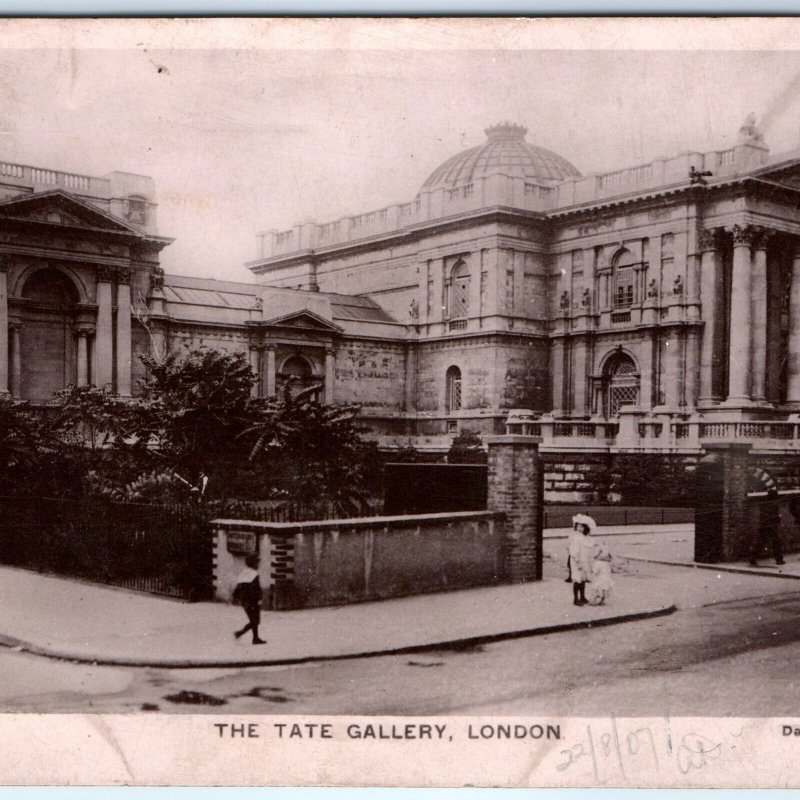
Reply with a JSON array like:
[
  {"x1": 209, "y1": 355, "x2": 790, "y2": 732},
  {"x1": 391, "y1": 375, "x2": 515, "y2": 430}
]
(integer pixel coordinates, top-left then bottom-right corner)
[{"x1": 421, "y1": 123, "x2": 581, "y2": 191}]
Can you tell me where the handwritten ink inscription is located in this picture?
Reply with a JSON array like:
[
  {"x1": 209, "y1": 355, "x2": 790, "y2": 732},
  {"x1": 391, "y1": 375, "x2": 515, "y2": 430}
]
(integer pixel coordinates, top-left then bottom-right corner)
[{"x1": 556, "y1": 716, "x2": 732, "y2": 780}]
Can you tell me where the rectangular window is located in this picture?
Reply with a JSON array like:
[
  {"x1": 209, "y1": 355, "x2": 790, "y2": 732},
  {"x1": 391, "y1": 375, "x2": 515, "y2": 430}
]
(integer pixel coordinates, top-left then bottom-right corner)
[{"x1": 614, "y1": 268, "x2": 635, "y2": 307}]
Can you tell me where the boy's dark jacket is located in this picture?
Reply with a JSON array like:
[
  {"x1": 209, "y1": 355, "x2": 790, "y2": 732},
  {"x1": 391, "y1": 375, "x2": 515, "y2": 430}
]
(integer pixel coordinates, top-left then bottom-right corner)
[{"x1": 233, "y1": 576, "x2": 263, "y2": 606}]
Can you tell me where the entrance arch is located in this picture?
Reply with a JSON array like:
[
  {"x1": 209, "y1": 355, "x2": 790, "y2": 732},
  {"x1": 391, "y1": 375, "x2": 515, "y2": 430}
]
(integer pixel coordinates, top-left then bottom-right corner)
[{"x1": 19, "y1": 268, "x2": 80, "y2": 402}]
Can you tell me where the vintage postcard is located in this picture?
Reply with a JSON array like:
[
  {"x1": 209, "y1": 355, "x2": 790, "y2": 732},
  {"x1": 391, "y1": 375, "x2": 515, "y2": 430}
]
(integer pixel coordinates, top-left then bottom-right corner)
[{"x1": 1, "y1": 15, "x2": 800, "y2": 788}]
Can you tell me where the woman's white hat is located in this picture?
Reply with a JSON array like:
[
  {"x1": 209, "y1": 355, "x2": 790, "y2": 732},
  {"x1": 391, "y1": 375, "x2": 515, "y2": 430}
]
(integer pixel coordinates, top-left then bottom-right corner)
[{"x1": 572, "y1": 513, "x2": 597, "y2": 534}]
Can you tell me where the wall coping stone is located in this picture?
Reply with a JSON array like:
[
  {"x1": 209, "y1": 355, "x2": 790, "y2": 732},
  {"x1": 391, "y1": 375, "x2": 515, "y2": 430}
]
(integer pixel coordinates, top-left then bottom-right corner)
[
  {"x1": 211, "y1": 510, "x2": 504, "y2": 534},
  {"x1": 485, "y1": 435, "x2": 542, "y2": 445},
  {"x1": 700, "y1": 440, "x2": 754, "y2": 452}
]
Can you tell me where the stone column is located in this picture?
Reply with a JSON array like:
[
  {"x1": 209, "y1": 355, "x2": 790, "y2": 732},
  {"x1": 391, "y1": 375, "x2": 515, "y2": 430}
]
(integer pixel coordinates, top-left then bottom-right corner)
[
  {"x1": 486, "y1": 434, "x2": 543, "y2": 582},
  {"x1": 248, "y1": 346, "x2": 262, "y2": 397},
  {"x1": 571, "y1": 336, "x2": 588, "y2": 416},
  {"x1": 750, "y1": 230, "x2": 771, "y2": 403},
  {"x1": 725, "y1": 224, "x2": 756, "y2": 404},
  {"x1": 550, "y1": 335, "x2": 566, "y2": 416},
  {"x1": 94, "y1": 266, "x2": 114, "y2": 390},
  {"x1": 0, "y1": 260, "x2": 8, "y2": 395},
  {"x1": 658, "y1": 328, "x2": 684, "y2": 410},
  {"x1": 684, "y1": 329, "x2": 700, "y2": 411},
  {"x1": 76, "y1": 328, "x2": 91, "y2": 386},
  {"x1": 115, "y1": 269, "x2": 132, "y2": 396},
  {"x1": 324, "y1": 348, "x2": 335, "y2": 404},
  {"x1": 9, "y1": 323, "x2": 21, "y2": 399},
  {"x1": 786, "y1": 250, "x2": 800, "y2": 408},
  {"x1": 417, "y1": 260, "x2": 429, "y2": 327},
  {"x1": 265, "y1": 345, "x2": 276, "y2": 397},
  {"x1": 403, "y1": 341, "x2": 417, "y2": 414},
  {"x1": 698, "y1": 229, "x2": 724, "y2": 405}
]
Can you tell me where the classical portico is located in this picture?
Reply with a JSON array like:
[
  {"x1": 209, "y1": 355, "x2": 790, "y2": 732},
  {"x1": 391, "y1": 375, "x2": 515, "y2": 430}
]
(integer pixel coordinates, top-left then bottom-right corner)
[
  {"x1": 695, "y1": 222, "x2": 800, "y2": 416},
  {"x1": 0, "y1": 182, "x2": 170, "y2": 403}
]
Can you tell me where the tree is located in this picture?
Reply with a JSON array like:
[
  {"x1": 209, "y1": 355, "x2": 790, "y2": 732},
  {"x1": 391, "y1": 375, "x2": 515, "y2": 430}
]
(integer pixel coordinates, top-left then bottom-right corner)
[
  {"x1": 0, "y1": 397, "x2": 63, "y2": 492},
  {"x1": 138, "y1": 348, "x2": 256, "y2": 478},
  {"x1": 244, "y1": 381, "x2": 379, "y2": 518},
  {"x1": 447, "y1": 429, "x2": 487, "y2": 464}
]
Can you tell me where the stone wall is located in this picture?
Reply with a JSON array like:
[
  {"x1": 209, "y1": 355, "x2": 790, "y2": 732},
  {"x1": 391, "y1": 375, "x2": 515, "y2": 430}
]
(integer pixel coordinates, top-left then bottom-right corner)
[
  {"x1": 212, "y1": 511, "x2": 506, "y2": 610},
  {"x1": 333, "y1": 339, "x2": 407, "y2": 411}
]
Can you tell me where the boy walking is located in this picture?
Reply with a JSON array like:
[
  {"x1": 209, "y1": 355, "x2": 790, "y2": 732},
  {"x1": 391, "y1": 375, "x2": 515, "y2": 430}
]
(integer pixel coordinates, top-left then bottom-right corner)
[{"x1": 233, "y1": 553, "x2": 267, "y2": 645}]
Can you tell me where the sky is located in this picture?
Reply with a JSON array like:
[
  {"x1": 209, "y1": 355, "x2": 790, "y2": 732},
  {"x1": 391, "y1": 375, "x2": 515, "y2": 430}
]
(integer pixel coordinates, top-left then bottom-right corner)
[{"x1": 2, "y1": 47, "x2": 800, "y2": 282}]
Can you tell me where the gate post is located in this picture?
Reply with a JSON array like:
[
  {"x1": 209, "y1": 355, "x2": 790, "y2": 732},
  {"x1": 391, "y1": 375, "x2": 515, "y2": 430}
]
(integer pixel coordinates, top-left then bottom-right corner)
[
  {"x1": 695, "y1": 441, "x2": 753, "y2": 562},
  {"x1": 486, "y1": 434, "x2": 543, "y2": 582}
]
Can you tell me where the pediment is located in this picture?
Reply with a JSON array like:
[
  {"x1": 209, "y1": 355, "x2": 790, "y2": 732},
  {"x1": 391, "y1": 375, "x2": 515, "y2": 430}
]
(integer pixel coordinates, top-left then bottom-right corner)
[
  {"x1": 0, "y1": 189, "x2": 141, "y2": 235},
  {"x1": 263, "y1": 309, "x2": 342, "y2": 332}
]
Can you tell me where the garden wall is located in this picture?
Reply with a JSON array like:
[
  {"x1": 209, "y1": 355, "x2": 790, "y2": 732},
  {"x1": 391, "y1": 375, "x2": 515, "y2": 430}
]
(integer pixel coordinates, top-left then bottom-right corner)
[{"x1": 212, "y1": 511, "x2": 506, "y2": 610}]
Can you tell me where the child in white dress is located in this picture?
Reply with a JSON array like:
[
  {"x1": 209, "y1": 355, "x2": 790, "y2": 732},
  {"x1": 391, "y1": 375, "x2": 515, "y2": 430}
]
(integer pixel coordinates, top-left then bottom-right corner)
[{"x1": 590, "y1": 541, "x2": 614, "y2": 605}]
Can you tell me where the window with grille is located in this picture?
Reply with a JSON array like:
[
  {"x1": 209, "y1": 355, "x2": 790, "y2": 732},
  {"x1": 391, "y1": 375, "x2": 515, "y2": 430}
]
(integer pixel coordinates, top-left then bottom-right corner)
[
  {"x1": 448, "y1": 260, "x2": 470, "y2": 318},
  {"x1": 612, "y1": 249, "x2": 637, "y2": 308},
  {"x1": 446, "y1": 366, "x2": 462, "y2": 412},
  {"x1": 605, "y1": 355, "x2": 639, "y2": 416}
]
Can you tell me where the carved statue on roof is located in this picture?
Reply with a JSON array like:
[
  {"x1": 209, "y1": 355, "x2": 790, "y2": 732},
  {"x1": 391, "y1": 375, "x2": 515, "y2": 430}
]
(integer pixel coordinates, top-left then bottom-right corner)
[
  {"x1": 253, "y1": 296, "x2": 264, "y2": 311},
  {"x1": 738, "y1": 112, "x2": 764, "y2": 144},
  {"x1": 150, "y1": 266, "x2": 165, "y2": 293},
  {"x1": 408, "y1": 297, "x2": 418, "y2": 320}
]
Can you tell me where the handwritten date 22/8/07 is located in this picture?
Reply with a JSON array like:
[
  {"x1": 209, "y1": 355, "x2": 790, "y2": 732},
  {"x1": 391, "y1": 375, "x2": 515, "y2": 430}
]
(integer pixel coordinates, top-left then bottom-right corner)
[{"x1": 556, "y1": 717, "x2": 730, "y2": 779}]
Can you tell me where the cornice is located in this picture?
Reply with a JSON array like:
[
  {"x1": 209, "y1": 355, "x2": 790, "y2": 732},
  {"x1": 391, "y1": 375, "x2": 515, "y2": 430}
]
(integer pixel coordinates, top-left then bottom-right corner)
[{"x1": 248, "y1": 207, "x2": 550, "y2": 273}]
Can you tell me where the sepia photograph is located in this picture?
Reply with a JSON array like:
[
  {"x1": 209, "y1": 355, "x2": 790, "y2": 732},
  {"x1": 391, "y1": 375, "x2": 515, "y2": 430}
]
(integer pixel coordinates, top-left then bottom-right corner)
[{"x1": 2, "y1": 16, "x2": 800, "y2": 787}]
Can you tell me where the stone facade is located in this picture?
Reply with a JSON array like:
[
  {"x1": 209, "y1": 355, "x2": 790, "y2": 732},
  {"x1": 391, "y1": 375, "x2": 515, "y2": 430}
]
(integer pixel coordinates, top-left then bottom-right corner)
[{"x1": 9, "y1": 116, "x2": 800, "y2": 457}]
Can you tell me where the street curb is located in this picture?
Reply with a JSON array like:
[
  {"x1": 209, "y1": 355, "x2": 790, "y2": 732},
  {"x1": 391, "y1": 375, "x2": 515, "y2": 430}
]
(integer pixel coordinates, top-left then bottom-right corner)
[
  {"x1": 0, "y1": 604, "x2": 677, "y2": 669},
  {"x1": 625, "y1": 556, "x2": 800, "y2": 579}
]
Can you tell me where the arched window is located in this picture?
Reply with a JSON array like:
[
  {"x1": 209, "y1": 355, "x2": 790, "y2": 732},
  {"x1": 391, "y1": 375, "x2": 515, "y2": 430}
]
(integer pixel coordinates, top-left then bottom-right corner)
[
  {"x1": 19, "y1": 268, "x2": 80, "y2": 402},
  {"x1": 604, "y1": 353, "x2": 639, "y2": 416},
  {"x1": 446, "y1": 366, "x2": 462, "y2": 412},
  {"x1": 21, "y1": 268, "x2": 79, "y2": 306},
  {"x1": 278, "y1": 354, "x2": 319, "y2": 399},
  {"x1": 448, "y1": 260, "x2": 470, "y2": 318},
  {"x1": 280, "y1": 355, "x2": 313, "y2": 380},
  {"x1": 612, "y1": 249, "x2": 637, "y2": 308}
]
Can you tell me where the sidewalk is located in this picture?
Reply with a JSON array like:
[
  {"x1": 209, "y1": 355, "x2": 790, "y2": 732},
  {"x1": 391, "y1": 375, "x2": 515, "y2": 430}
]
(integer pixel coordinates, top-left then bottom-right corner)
[
  {"x1": 0, "y1": 555, "x2": 676, "y2": 668},
  {"x1": 6, "y1": 522, "x2": 795, "y2": 669},
  {"x1": 571, "y1": 522, "x2": 800, "y2": 580}
]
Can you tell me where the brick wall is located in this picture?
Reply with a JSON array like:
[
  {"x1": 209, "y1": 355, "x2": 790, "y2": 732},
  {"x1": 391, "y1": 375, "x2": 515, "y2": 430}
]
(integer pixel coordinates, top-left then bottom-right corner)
[{"x1": 487, "y1": 435, "x2": 543, "y2": 582}]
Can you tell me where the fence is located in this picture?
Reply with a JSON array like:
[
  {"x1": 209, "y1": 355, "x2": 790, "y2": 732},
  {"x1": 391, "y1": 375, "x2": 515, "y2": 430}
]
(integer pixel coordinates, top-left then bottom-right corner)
[
  {"x1": 543, "y1": 505, "x2": 694, "y2": 528},
  {"x1": 0, "y1": 495, "x2": 214, "y2": 600}
]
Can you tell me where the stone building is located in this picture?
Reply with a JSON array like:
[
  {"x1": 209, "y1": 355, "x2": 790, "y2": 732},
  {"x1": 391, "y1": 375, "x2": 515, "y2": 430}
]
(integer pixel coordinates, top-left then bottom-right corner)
[{"x1": 7, "y1": 116, "x2": 800, "y2": 456}]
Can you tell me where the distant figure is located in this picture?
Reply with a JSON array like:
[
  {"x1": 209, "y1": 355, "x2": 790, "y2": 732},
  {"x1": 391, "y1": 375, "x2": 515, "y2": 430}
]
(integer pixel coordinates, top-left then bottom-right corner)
[
  {"x1": 750, "y1": 488, "x2": 785, "y2": 567},
  {"x1": 233, "y1": 553, "x2": 266, "y2": 645},
  {"x1": 569, "y1": 514, "x2": 596, "y2": 606},
  {"x1": 191, "y1": 472, "x2": 208, "y2": 497},
  {"x1": 589, "y1": 541, "x2": 614, "y2": 605}
]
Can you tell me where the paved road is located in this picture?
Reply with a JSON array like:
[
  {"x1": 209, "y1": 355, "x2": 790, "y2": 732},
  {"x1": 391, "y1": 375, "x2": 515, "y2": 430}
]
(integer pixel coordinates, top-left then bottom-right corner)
[{"x1": 2, "y1": 559, "x2": 800, "y2": 716}]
